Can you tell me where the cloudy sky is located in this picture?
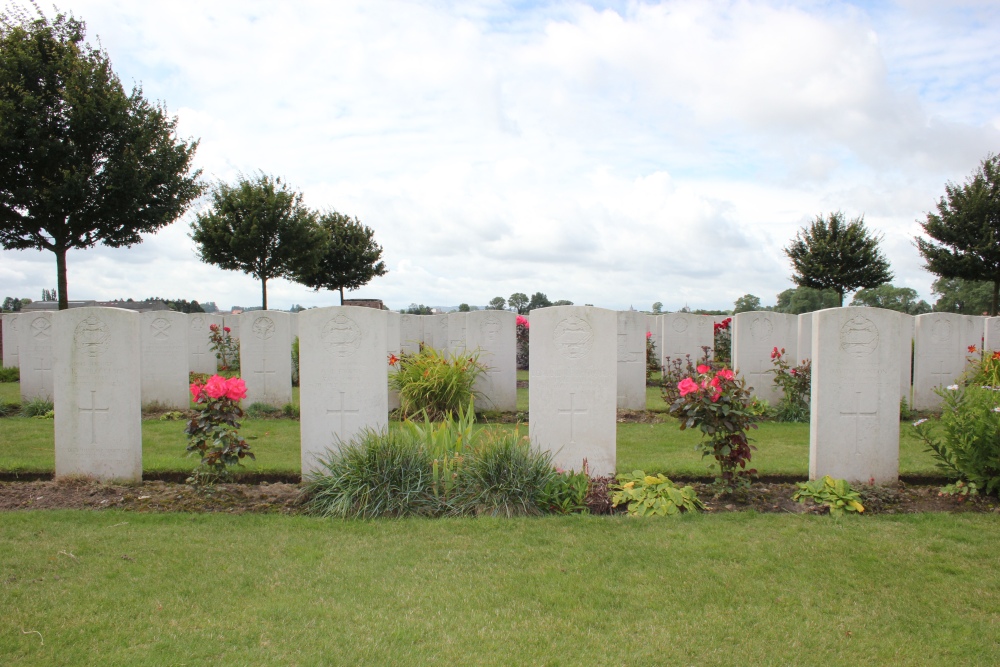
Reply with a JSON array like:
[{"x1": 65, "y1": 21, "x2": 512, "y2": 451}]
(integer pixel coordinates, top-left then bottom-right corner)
[{"x1": 2, "y1": 0, "x2": 998, "y2": 312}]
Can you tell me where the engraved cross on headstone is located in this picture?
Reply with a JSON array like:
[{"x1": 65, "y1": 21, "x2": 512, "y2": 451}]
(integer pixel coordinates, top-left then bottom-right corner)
[
  {"x1": 746, "y1": 358, "x2": 771, "y2": 395},
  {"x1": 79, "y1": 390, "x2": 110, "y2": 445},
  {"x1": 33, "y1": 355, "x2": 52, "y2": 385},
  {"x1": 929, "y1": 359, "x2": 954, "y2": 389},
  {"x1": 327, "y1": 391, "x2": 361, "y2": 433},
  {"x1": 840, "y1": 389, "x2": 879, "y2": 455},
  {"x1": 557, "y1": 393, "x2": 588, "y2": 444},
  {"x1": 253, "y1": 357, "x2": 275, "y2": 394}
]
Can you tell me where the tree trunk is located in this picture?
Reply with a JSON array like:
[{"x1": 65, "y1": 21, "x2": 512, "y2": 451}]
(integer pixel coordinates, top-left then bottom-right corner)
[
  {"x1": 55, "y1": 246, "x2": 69, "y2": 311},
  {"x1": 339, "y1": 286, "x2": 344, "y2": 305},
  {"x1": 261, "y1": 276, "x2": 268, "y2": 311},
  {"x1": 838, "y1": 290, "x2": 844, "y2": 307}
]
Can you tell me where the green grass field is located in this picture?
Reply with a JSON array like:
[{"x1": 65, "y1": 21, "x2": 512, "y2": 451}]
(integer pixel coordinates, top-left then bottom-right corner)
[
  {"x1": 0, "y1": 378, "x2": 942, "y2": 478},
  {"x1": 3, "y1": 511, "x2": 999, "y2": 665}
]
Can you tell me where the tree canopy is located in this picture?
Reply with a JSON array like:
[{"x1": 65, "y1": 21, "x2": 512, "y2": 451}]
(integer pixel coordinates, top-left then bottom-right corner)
[
  {"x1": 0, "y1": 6, "x2": 203, "y2": 309},
  {"x1": 294, "y1": 211, "x2": 387, "y2": 304},
  {"x1": 528, "y1": 292, "x2": 552, "y2": 311},
  {"x1": 773, "y1": 286, "x2": 840, "y2": 314},
  {"x1": 784, "y1": 212, "x2": 893, "y2": 306},
  {"x1": 487, "y1": 296, "x2": 506, "y2": 310},
  {"x1": 508, "y1": 292, "x2": 528, "y2": 314},
  {"x1": 916, "y1": 154, "x2": 1000, "y2": 316},
  {"x1": 190, "y1": 173, "x2": 321, "y2": 310},
  {"x1": 929, "y1": 277, "x2": 993, "y2": 315},
  {"x1": 733, "y1": 294, "x2": 761, "y2": 313},
  {"x1": 850, "y1": 284, "x2": 931, "y2": 315}
]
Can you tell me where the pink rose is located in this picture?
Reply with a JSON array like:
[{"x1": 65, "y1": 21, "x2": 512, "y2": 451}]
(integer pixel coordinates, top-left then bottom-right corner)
[
  {"x1": 204, "y1": 374, "x2": 229, "y2": 400},
  {"x1": 225, "y1": 377, "x2": 247, "y2": 401},
  {"x1": 678, "y1": 377, "x2": 700, "y2": 396},
  {"x1": 223, "y1": 326, "x2": 231, "y2": 333},
  {"x1": 716, "y1": 369, "x2": 735, "y2": 381},
  {"x1": 771, "y1": 346, "x2": 780, "y2": 360},
  {"x1": 516, "y1": 315, "x2": 529, "y2": 328},
  {"x1": 710, "y1": 389, "x2": 722, "y2": 403},
  {"x1": 697, "y1": 364, "x2": 710, "y2": 374},
  {"x1": 646, "y1": 331, "x2": 652, "y2": 338},
  {"x1": 189, "y1": 382, "x2": 204, "y2": 403}
]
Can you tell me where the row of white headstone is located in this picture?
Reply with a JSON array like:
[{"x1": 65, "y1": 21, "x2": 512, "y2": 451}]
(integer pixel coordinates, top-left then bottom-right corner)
[{"x1": 3, "y1": 305, "x2": 994, "y2": 486}]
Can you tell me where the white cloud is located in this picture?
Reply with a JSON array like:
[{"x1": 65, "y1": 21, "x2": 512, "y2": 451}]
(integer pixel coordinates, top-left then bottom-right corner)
[{"x1": 2, "y1": 0, "x2": 998, "y2": 312}]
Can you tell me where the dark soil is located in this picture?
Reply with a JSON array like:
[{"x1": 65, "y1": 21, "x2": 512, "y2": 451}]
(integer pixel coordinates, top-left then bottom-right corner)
[{"x1": 2, "y1": 477, "x2": 997, "y2": 516}]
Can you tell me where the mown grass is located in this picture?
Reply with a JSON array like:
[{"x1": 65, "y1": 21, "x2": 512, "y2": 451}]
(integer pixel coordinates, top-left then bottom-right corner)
[{"x1": 2, "y1": 511, "x2": 1000, "y2": 665}]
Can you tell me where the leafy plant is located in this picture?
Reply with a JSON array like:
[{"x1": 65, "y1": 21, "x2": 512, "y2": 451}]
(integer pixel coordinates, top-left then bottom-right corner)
[
  {"x1": 245, "y1": 402, "x2": 281, "y2": 419},
  {"x1": 913, "y1": 384, "x2": 1000, "y2": 496},
  {"x1": 20, "y1": 397, "x2": 53, "y2": 418},
  {"x1": 538, "y1": 469, "x2": 591, "y2": 515},
  {"x1": 667, "y1": 364, "x2": 759, "y2": 494},
  {"x1": 208, "y1": 323, "x2": 240, "y2": 372},
  {"x1": 0, "y1": 400, "x2": 20, "y2": 417},
  {"x1": 516, "y1": 315, "x2": 529, "y2": 370},
  {"x1": 0, "y1": 365, "x2": 19, "y2": 382},
  {"x1": 645, "y1": 331, "x2": 659, "y2": 381},
  {"x1": 184, "y1": 375, "x2": 255, "y2": 484},
  {"x1": 964, "y1": 349, "x2": 1000, "y2": 387},
  {"x1": 388, "y1": 345, "x2": 486, "y2": 420},
  {"x1": 793, "y1": 476, "x2": 865, "y2": 515},
  {"x1": 449, "y1": 427, "x2": 556, "y2": 517},
  {"x1": 158, "y1": 411, "x2": 185, "y2": 421},
  {"x1": 769, "y1": 347, "x2": 811, "y2": 423},
  {"x1": 660, "y1": 347, "x2": 715, "y2": 404},
  {"x1": 291, "y1": 335, "x2": 300, "y2": 387},
  {"x1": 609, "y1": 470, "x2": 704, "y2": 517},
  {"x1": 302, "y1": 428, "x2": 434, "y2": 518},
  {"x1": 713, "y1": 317, "x2": 732, "y2": 364},
  {"x1": 402, "y1": 400, "x2": 478, "y2": 503}
]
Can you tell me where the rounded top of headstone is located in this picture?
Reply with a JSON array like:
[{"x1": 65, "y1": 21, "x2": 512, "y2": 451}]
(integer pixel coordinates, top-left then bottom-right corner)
[
  {"x1": 322, "y1": 314, "x2": 362, "y2": 357},
  {"x1": 74, "y1": 315, "x2": 111, "y2": 358},
  {"x1": 554, "y1": 315, "x2": 594, "y2": 359},
  {"x1": 840, "y1": 315, "x2": 879, "y2": 357},
  {"x1": 252, "y1": 316, "x2": 276, "y2": 340}
]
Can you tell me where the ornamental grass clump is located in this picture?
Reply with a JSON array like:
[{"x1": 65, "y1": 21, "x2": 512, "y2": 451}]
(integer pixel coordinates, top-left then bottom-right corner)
[
  {"x1": 388, "y1": 345, "x2": 487, "y2": 420},
  {"x1": 185, "y1": 375, "x2": 254, "y2": 484},
  {"x1": 667, "y1": 364, "x2": 759, "y2": 494}
]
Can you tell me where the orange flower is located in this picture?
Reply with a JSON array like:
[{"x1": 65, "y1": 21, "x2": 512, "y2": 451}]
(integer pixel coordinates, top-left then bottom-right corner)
[
  {"x1": 969, "y1": 345, "x2": 978, "y2": 353},
  {"x1": 387, "y1": 353, "x2": 399, "y2": 367},
  {"x1": 993, "y1": 351, "x2": 1000, "y2": 360}
]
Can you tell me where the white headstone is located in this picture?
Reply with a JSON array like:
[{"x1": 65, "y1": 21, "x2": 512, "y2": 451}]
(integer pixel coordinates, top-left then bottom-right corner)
[
  {"x1": 241, "y1": 311, "x2": 293, "y2": 407},
  {"x1": 400, "y1": 314, "x2": 424, "y2": 354},
  {"x1": 188, "y1": 313, "x2": 223, "y2": 374},
  {"x1": 660, "y1": 313, "x2": 713, "y2": 371},
  {"x1": 447, "y1": 312, "x2": 468, "y2": 356},
  {"x1": 529, "y1": 306, "x2": 617, "y2": 476},
  {"x1": 386, "y1": 311, "x2": 401, "y2": 411},
  {"x1": 222, "y1": 314, "x2": 241, "y2": 340},
  {"x1": 19, "y1": 311, "x2": 54, "y2": 400},
  {"x1": 2, "y1": 313, "x2": 20, "y2": 369},
  {"x1": 964, "y1": 315, "x2": 986, "y2": 353},
  {"x1": 732, "y1": 311, "x2": 798, "y2": 405},
  {"x1": 140, "y1": 311, "x2": 190, "y2": 409},
  {"x1": 300, "y1": 307, "x2": 388, "y2": 476},
  {"x1": 912, "y1": 312, "x2": 967, "y2": 410},
  {"x1": 431, "y1": 314, "x2": 449, "y2": 352},
  {"x1": 54, "y1": 307, "x2": 141, "y2": 481},
  {"x1": 617, "y1": 311, "x2": 646, "y2": 410},
  {"x1": 809, "y1": 307, "x2": 900, "y2": 484},
  {"x1": 797, "y1": 312, "x2": 813, "y2": 363},
  {"x1": 986, "y1": 317, "x2": 1000, "y2": 352},
  {"x1": 899, "y1": 314, "x2": 914, "y2": 404},
  {"x1": 466, "y1": 310, "x2": 517, "y2": 412}
]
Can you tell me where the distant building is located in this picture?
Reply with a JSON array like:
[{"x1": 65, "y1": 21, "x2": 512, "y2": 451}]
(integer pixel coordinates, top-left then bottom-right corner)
[
  {"x1": 21, "y1": 299, "x2": 169, "y2": 312},
  {"x1": 343, "y1": 299, "x2": 387, "y2": 310}
]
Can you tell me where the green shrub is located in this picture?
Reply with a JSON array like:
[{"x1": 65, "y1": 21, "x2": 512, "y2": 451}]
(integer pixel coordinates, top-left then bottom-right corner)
[
  {"x1": 538, "y1": 469, "x2": 591, "y2": 514},
  {"x1": 245, "y1": 402, "x2": 281, "y2": 419},
  {"x1": 914, "y1": 385, "x2": 1000, "y2": 496},
  {"x1": 291, "y1": 336, "x2": 300, "y2": 387},
  {"x1": 0, "y1": 401, "x2": 21, "y2": 417},
  {"x1": 389, "y1": 346, "x2": 486, "y2": 420},
  {"x1": 609, "y1": 471, "x2": 704, "y2": 517},
  {"x1": 0, "y1": 365, "x2": 19, "y2": 383},
  {"x1": 402, "y1": 400, "x2": 477, "y2": 503},
  {"x1": 964, "y1": 349, "x2": 1000, "y2": 387},
  {"x1": 449, "y1": 428, "x2": 556, "y2": 517},
  {"x1": 302, "y1": 429, "x2": 435, "y2": 519},
  {"x1": 793, "y1": 476, "x2": 865, "y2": 515},
  {"x1": 20, "y1": 397, "x2": 54, "y2": 418},
  {"x1": 769, "y1": 348, "x2": 810, "y2": 423}
]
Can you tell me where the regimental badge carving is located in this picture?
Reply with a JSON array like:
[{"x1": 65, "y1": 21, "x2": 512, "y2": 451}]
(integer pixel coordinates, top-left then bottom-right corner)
[
  {"x1": 750, "y1": 316, "x2": 773, "y2": 340},
  {"x1": 931, "y1": 318, "x2": 952, "y2": 344},
  {"x1": 554, "y1": 316, "x2": 594, "y2": 359},
  {"x1": 9, "y1": 316, "x2": 18, "y2": 333},
  {"x1": 840, "y1": 315, "x2": 879, "y2": 357},
  {"x1": 252, "y1": 316, "x2": 275, "y2": 341},
  {"x1": 480, "y1": 315, "x2": 501, "y2": 344},
  {"x1": 322, "y1": 315, "x2": 362, "y2": 357},
  {"x1": 150, "y1": 318, "x2": 171, "y2": 341},
  {"x1": 31, "y1": 316, "x2": 51, "y2": 340},
  {"x1": 191, "y1": 316, "x2": 204, "y2": 330},
  {"x1": 74, "y1": 316, "x2": 111, "y2": 358},
  {"x1": 671, "y1": 316, "x2": 689, "y2": 333}
]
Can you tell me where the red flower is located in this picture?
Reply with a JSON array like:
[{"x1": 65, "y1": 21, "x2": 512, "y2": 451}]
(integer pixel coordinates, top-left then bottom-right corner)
[
  {"x1": 697, "y1": 364, "x2": 711, "y2": 374},
  {"x1": 646, "y1": 331, "x2": 652, "y2": 338},
  {"x1": 716, "y1": 369, "x2": 735, "y2": 381},
  {"x1": 209, "y1": 323, "x2": 219, "y2": 331},
  {"x1": 223, "y1": 326, "x2": 231, "y2": 333},
  {"x1": 388, "y1": 353, "x2": 400, "y2": 367},
  {"x1": 204, "y1": 374, "x2": 229, "y2": 400},
  {"x1": 224, "y1": 377, "x2": 247, "y2": 401},
  {"x1": 189, "y1": 382, "x2": 204, "y2": 403},
  {"x1": 770, "y1": 347, "x2": 782, "y2": 360},
  {"x1": 516, "y1": 315, "x2": 529, "y2": 328},
  {"x1": 710, "y1": 389, "x2": 722, "y2": 403}
]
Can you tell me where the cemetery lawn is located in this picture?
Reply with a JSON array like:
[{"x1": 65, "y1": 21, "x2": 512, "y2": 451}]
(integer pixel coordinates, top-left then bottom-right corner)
[{"x1": 3, "y1": 511, "x2": 1000, "y2": 665}]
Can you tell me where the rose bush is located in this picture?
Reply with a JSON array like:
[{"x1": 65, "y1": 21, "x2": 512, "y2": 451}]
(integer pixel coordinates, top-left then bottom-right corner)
[{"x1": 185, "y1": 375, "x2": 254, "y2": 483}]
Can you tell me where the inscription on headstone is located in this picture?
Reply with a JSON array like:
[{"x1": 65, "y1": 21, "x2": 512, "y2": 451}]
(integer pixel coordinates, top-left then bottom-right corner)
[
  {"x1": 241, "y1": 311, "x2": 293, "y2": 407},
  {"x1": 19, "y1": 312, "x2": 54, "y2": 400}
]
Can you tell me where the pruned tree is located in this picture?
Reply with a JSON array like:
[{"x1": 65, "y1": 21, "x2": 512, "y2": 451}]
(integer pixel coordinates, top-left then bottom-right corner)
[
  {"x1": 784, "y1": 212, "x2": 893, "y2": 306},
  {"x1": 733, "y1": 294, "x2": 761, "y2": 313},
  {"x1": 458, "y1": 303, "x2": 471, "y2": 312},
  {"x1": 528, "y1": 292, "x2": 552, "y2": 311},
  {"x1": 294, "y1": 211, "x2": 387, "y2": 305},
  {"x1": 850, "y1": 284, "x2": 931, "y2": 315},
  {"x1": 916, "y1": 154, "x2": 1000, "y2": 316},
  {"x1": 190, "y1": 173, "x2": 322, "y2": 310},
  {"x1": 508, "y1": 292, "x2": 528, "y2": 314},
  {"x1": 487, "y1": 296, "x2": 506, "y2": 310},
  {"x1": 652, "y1": 302, "x2": 663, "y2": 314},
  {"x1": 774, "y1": 286, "x2": 840, "y2": 314},
  {"x1": 0, "y1": 6, "x2": 203, "y2": 309}
]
